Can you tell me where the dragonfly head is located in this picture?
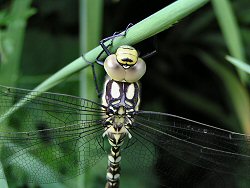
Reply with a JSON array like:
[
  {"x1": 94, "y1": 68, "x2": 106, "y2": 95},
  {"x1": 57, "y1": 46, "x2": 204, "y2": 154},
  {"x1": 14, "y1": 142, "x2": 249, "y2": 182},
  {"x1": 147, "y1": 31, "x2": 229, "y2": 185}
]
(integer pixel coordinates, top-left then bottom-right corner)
[{"x1": 104, "y1": 45, "x2": 146, "y2": 82}]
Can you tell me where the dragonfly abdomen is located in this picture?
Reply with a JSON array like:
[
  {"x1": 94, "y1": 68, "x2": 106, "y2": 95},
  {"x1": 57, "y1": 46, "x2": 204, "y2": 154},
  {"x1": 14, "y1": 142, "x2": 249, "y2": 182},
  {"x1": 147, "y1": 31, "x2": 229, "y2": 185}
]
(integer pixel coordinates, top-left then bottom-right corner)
[
  {"x1": 105, "y1": 146, "x2": 121, "y2": 188},
  {"x1": 102, "y1": 78, "x2": 141, "y2": 187}
]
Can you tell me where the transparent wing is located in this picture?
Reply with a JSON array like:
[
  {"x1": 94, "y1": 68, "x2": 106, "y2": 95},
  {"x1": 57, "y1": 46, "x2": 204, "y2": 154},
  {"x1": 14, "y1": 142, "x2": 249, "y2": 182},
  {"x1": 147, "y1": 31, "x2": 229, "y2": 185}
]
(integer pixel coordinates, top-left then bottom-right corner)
[
  {"x1": 121, "y1": 128, "x2": 161, "y2": 187},
  {"x1": 0, "y1": 85, "x2": 106, "y2": 130},
  {"x1": 0, "y1": 85, "x2": 107, "y2": 183},
  {"x1": 132, "y1": 110, "x2": 250, "y2": 179}
]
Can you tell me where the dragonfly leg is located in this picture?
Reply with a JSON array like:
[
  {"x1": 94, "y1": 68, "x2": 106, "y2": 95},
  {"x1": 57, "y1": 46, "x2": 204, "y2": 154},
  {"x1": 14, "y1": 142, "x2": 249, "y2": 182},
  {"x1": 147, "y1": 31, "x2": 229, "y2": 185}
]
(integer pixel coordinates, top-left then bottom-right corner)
[
  {"x1": 94, "y1": 23, "x2": 134, "y2": 97},
  {"x1": 90, "y1": 63, "x2": 103, "y2": 97},
  {"x1": 141, "y1": 35, "x2": 158, "y2": 59},
  {"x1": 98, "y1": 23, "x2": 134, "y2": 61},
  {"x1": 81, "y1": 55, "x2": 103, "y2": 97}
]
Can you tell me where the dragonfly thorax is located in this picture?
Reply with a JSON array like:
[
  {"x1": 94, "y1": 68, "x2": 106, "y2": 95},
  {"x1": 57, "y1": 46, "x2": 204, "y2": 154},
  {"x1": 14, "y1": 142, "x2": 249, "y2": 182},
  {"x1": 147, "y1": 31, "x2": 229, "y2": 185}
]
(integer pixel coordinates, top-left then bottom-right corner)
[
  {"x1": 102, "y1": 79, "x2": 141, "y2": 116},
  {"x1": 102, "y1": 78, "x2": 140, "y2": 144}
]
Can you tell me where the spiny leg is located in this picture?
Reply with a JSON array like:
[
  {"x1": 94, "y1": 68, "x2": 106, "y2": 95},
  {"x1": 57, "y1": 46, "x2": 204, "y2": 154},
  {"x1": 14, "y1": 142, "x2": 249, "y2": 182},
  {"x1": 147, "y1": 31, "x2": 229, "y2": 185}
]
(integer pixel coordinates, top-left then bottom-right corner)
[
  {"x1": 81, "y1": 26, "x2": 132, "y2": 97},
  {"x1": 94, "y1": 23, "x2": 134, "y2": 97},
  {"x1": 141, "y1": 35, "x2": 158, "y2": 59},
  {"x1": 81, "y1": 55, "x2": 103, "y2": 97},
  {"x1": 97, "y1": 23, "x2": 133, "y2": 64}
]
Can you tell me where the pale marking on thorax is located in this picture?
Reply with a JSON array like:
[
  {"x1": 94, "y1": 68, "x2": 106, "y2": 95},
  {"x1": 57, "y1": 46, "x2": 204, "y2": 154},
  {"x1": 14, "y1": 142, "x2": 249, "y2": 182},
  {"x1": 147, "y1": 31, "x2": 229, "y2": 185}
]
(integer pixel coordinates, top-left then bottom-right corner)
[
  {"x1": 111, "y1": 81, "x2": 120, "y2": 99},
  {"x1": 126, "y1": 83, "x2": 135, "y2": 100}
]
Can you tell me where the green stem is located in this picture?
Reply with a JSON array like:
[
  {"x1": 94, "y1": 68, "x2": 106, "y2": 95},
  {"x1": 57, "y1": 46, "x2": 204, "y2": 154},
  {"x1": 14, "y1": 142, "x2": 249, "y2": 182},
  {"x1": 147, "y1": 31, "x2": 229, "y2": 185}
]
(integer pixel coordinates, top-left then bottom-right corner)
[
  {"x1": 1, "y1": 0, "x2": 209, "y2": 120},
  {"x1": 0, "y1": 1, "x2": 34, "y2": 187},
  {"x1": 211, "y1": 0, "x2": 247, "y2": 82},
  {"x1": 0, "y1": 0, "x2": 35, "y2": 86},
  {"x1": 34, "y1": 0, "x2": 209, "y2": 93},
  {"x1": 78, "y1": 0, "x2": 103, "y2": 187}
]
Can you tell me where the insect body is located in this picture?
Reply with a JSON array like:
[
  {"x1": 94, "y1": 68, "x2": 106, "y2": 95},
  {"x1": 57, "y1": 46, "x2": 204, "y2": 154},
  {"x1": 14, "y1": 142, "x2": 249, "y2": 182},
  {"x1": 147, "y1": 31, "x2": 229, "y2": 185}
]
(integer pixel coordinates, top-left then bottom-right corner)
[{"x1": 101, "y1": 45, "x2": 145, "y2": 188}]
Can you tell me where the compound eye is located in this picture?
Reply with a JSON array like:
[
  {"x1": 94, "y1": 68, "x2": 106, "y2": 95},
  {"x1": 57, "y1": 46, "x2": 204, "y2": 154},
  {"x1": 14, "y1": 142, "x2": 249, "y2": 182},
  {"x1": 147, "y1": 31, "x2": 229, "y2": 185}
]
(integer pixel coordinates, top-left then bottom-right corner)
[
  {"x1": 104, "y1": 54, "x2": 125, "y2": 81},
  {"x1": 125, "y1": 58, "x2": 146, "y2": 82},
  {"x1": 116, "y1": 45, "x2": 138, "y2": 66}
]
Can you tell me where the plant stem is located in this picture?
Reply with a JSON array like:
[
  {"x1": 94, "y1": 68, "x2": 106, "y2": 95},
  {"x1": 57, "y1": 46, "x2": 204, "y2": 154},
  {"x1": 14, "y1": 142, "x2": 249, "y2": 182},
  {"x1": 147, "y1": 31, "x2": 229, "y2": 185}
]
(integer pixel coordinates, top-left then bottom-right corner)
[
  {"x1": 0, "y1": 0, "x2": 210, "y2": 120},
  {"x1": 211, "y1": 0, "x2": 247, "y2": 82},
  {"x1": 78, "y1": 0, "x2": 103, "y2": 187},
  {"x1": 0, "y1": 1, "x2": 34, "y2": 187},
  {"x1": 33, "y1": 0, "x2": 209, "y2": 93},
  {"x1": 0, "y1": 0, "x2": 35, "y2": 86}
]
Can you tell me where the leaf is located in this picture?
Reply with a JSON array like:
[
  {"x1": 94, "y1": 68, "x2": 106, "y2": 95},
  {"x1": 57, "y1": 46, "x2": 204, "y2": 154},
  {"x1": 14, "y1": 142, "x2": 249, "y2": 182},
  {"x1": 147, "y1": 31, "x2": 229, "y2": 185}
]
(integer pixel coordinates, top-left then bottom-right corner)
[
  {"x1": 226, "y1": 55, "x2": 250, "y2": 75},
  {"x1": 211, "y1": 0, "x2": 247, "y2": 81},
  {"x1": 1, "y1": 142, "x2": 66, "y2": 188},
  {"x1": 199, "y1": 51, "x2": 250, "y2": 133}
]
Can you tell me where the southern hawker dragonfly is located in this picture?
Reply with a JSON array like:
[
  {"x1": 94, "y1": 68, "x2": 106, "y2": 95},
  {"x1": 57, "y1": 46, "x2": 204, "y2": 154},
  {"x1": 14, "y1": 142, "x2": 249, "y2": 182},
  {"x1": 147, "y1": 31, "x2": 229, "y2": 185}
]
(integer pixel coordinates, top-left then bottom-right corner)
[{"x1": 0, "y1": 37, "x2": 250, "y2": 188}]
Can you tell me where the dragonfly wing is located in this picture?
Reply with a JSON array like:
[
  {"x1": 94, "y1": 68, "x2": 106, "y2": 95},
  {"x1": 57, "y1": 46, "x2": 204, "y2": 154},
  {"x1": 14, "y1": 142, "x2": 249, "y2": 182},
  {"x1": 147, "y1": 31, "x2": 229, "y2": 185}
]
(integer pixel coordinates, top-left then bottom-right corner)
[
  {"x1": 133, "y1": 111, "x2": 250, "y2": 178},
  {"x1": 121, "y1": 129, "x2": 162, "y2": 187},
  {"x1": 121, "y1": 132, "x2": 224, "y2": 188},
  {"x1": 0, "y1": 84, "x2": 106, "y2": 131},
  {"x1": 0, "y1": 121, "x2": 105, "y2": 183},
  {"x1": 0, "y1": 85, "x2": 106, "y2": 183}
]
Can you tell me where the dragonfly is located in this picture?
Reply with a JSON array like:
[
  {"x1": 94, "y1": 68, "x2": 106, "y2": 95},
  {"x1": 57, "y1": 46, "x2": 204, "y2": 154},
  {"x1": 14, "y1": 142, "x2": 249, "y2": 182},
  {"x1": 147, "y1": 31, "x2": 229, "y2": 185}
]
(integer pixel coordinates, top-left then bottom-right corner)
[{"x1": 0, "y1": 31, "x2": 250, "y2": 188}]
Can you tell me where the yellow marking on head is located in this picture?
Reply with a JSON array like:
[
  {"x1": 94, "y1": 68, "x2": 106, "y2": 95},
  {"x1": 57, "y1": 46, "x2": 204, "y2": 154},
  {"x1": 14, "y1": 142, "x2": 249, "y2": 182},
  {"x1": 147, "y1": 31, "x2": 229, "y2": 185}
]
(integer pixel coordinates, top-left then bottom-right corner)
[{"x1": 116, "y1": 45, "x2": 138, "y2": 66}]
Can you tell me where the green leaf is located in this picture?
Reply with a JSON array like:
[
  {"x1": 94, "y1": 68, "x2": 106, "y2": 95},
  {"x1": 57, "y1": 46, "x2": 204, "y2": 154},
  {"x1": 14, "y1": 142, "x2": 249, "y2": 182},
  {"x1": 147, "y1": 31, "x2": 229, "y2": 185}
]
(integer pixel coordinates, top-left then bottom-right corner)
[
  {"x1": 78, "y1": 0, "x2": 103, "y2": 187},
  {"x1": 0, "y1": 0, "x2": 34, "y2": 85},
  {"x1": 226, "y1": 55, "x2": 250, "y2": 74},
  {"x1": 199, "y1": 51, "x2": 250, "y2": 133},
  {"x1": 4, "y1": 142, "x2": 66, "y2": 188},
  {"x1": 211, "y1": 0, "x2": 247, "y2": 82}
]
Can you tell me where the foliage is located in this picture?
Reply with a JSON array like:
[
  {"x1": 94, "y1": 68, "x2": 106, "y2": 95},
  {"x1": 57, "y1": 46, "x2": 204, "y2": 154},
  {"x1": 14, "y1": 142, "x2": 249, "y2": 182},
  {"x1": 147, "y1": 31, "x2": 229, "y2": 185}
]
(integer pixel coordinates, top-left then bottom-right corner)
[{"x1": 1, "y1": 0, "x2": 250, "y2": 188}]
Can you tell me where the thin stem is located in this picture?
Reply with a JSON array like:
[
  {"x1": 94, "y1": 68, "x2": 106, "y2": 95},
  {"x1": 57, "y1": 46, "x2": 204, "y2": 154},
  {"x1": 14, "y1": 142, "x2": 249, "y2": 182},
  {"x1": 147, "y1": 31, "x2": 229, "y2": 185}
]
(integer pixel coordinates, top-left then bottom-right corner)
[
  {"x1": 1, "y1": 0, "x2": 209, "y2": 120},
  {"x1": 34, "y1": 0, "x2": 209, "y2": 93}
]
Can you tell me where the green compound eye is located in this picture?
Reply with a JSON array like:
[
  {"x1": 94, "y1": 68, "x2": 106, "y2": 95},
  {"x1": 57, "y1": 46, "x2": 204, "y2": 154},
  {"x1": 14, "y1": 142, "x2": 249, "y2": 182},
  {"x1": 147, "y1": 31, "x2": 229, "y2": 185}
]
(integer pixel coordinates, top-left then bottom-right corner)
[
  {"x1": 115, "y1": 45, "x2": 138, "y2": 66},
  {"x1": 104, "y1": 54, "x2": 125, "y2": 81},
  {"x1": 124, "y1": 58, "x2": 146, "y2": 82}
]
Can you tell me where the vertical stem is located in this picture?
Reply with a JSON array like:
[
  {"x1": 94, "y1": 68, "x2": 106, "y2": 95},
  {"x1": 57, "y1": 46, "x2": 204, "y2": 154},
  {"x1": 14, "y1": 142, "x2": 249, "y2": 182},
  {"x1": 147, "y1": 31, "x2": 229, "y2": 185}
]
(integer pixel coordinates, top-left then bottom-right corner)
[
  {"x1": 211, "y1": 0, "x2": 247, "y2": 82},
  {"x1": 0, "y1": 0, "x2": 34, "y2": 86},
  {"x1": 78, "y1": 0, "x2": 103, "y2": 187},
  {"x1": 0, "y1": 1, "x2": 33, "y2": 187}
]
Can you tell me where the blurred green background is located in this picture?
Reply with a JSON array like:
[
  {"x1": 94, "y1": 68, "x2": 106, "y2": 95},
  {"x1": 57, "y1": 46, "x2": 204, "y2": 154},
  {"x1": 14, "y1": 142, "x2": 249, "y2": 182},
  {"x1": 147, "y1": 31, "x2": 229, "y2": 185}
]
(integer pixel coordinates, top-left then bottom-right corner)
[{"x1": 1, "y1": 0, "x2": 250, "y2": 187}]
